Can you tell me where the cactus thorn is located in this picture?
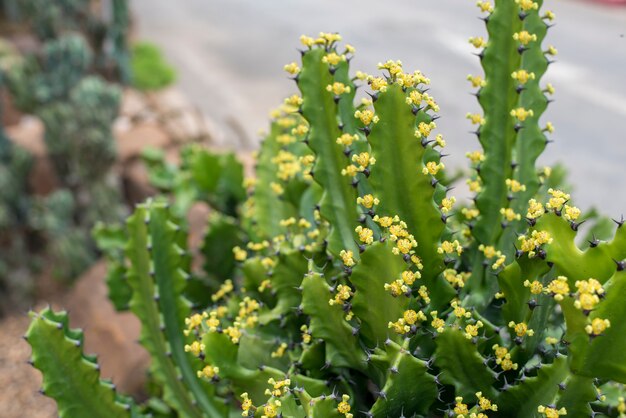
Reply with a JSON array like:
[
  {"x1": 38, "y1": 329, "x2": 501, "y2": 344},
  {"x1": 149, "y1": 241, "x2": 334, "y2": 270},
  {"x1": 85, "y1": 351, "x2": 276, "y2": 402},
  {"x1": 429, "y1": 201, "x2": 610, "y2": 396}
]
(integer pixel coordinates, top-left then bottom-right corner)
[
  {"x1": 613, "y1": 259, "x2": 625, "y2": 271},
  {"x1": 613, "y1": 215, "x2": 625, "y2": 228},
  {"x1": 571, "y1": 219, "x2": 586, "y2": 231},
  {"x1": 589, "y1": 234, "x2": 600, "y2": 248}
]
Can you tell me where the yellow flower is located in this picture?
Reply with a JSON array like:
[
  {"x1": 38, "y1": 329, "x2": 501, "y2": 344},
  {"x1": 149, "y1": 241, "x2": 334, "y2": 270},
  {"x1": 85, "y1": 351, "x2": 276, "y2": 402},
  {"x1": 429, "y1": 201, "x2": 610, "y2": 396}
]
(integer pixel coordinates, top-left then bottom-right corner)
[
  {"x1": 546, "y1": 276, "x2": 570, "y2": 301},
  {"x1": 466, "y1": 150, "x2": 485, "y2": 164},
  {"x1": 509, "y1": 321, "x2": 534, "y2": 337},
  {"x1": 466, "y1": 113, "x2": 486, "y2": 125},
  {"x1": 422, "y1": 161, "x2": 445, "y2": 176},
  {"x1": 355, "y1": 226, "x2": 374, "y2": 244},
  {"x1": 464, "y1": 321, "x2": 484, "y2": 339},
  {"x1": 326, "y1": 82, "x2": 351, "y2": 95},
  {"x1": 467, "y1": 74, "x2": 486, "y2": 88},
  {"x1": 476, "y1": 1, "x2": 493, "y2": 12},
  {"x1": 515, "y1": 0, "x2": 538, "y2": 11},
  {"x1": 524, "y1": 280, "x2": 544, "y2": 295},
  {"x1": 337, "y1": 133, "x2": 359, "y2": 146},
  {"x1": 510, "y1": 107, "x2": 534, "y2": 122},
  {"x1": 322, "y1": 52, "x2": 345, "y2": 65},
  {"x1": 538, "y1": 405, "x2": 567, "y2": 418},
  {"x1": 357, "y1": 194, "x2": 379, "y2": 209},
  {"x1": 283, "y1": 62, "x2": 300, "y2": 75},
  {"x1": 337, "y1": 394, "x2": 351, "y2": 416},
  {"x1": 441, "y1": 197, "x2": 456, "y2": 214},
  {"x1": 468, "y1": 36, "x2": 487, "y2": 48},
  {"x1": 513, "y1": 31, "x2": 538, "y2": 46},
  {"x1": 586, "y1": 318, "x2": 611, "y2": 336},
  {"x1": 506, "y1": 178, "x2": 527, "y2": 193},
  {"x1": 197, "y1": 365, "x2": 219, "y2": 379},
  {"x1": 354, "y1": 109, "x2": 379, "y2": 125},
  {"x1": 340, "y1": 250, "x2": 355, "y2": 267},
  {"x1": 511, "y1": 69, "x2": 536, "y2": 84}
]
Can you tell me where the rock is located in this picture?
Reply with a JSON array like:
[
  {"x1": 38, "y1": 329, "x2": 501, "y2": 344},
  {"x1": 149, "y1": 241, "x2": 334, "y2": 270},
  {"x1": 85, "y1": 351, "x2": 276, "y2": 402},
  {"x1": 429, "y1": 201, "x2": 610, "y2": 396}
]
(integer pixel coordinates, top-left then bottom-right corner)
[
  {"x1": 115, "y1": 122, "x2": 171, "y2": 162},
  {"x1": 122, "y1": 158, "x2": 157, "y2": 204},
  {"x1": 6, "y1": 116, "x2": 45, "y2": 156},
  {"x1": 146, "y1": 87, "x2": 190, "y2": 114},
  {"x1": 119, "y1": 88, "x2": 149, "y2": 119}
]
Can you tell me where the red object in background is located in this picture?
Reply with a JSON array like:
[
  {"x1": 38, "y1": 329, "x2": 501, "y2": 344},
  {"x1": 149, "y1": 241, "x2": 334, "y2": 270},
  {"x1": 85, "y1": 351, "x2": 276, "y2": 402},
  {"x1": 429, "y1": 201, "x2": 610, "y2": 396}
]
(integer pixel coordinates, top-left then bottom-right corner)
[{"x1": 592, "y1": 0, "x2": 626, "y2": 4}]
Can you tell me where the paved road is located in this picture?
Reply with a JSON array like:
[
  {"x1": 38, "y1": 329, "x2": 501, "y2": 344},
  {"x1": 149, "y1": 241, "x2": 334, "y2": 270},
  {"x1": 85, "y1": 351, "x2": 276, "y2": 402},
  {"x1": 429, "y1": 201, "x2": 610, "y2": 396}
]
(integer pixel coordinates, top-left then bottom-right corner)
[{"x1": 132, "y1": 0, "x2": 626, "y2": 215}]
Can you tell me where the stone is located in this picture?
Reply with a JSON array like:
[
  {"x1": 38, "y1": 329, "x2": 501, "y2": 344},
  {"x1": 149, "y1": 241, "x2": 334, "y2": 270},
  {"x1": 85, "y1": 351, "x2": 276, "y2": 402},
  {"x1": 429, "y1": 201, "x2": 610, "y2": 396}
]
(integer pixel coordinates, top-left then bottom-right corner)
[{"x1": 115, "y1": 122, "x2": 171, "y2": 162}]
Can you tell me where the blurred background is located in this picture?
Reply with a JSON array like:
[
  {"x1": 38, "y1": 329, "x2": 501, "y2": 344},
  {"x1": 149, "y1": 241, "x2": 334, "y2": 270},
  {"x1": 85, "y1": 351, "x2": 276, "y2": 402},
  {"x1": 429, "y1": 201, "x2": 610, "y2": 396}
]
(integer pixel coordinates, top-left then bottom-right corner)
[
  {"x1": 0, "y1": 0, "x2": 624, "y2": 416},
  {"x1": 134, "y1": 0, "x2": 626, "y2": 215}
]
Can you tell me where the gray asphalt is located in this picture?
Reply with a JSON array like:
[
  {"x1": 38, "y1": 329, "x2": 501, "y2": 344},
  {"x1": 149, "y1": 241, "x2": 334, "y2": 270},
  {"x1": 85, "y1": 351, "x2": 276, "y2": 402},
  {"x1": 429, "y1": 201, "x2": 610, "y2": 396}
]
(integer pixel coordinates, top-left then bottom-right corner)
[{"x1": 132, "y1": 0, "x2": 626, "y2": 216}]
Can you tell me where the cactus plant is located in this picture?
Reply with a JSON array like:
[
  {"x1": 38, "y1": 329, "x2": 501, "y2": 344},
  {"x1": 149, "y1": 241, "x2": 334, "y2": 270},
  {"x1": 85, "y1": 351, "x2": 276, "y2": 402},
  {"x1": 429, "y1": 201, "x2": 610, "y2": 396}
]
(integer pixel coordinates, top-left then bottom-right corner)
[
  {"x1": 27, "y1": 2, "x2": 626, "y2": 417},
  {"x1": 18, "y1": 0, "x2": 131, "y2": 81}
]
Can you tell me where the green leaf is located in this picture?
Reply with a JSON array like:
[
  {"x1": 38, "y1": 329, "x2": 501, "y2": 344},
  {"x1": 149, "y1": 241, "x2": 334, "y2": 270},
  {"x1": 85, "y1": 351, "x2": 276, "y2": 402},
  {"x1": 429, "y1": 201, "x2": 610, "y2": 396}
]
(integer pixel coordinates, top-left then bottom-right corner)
[
  {"x1": 26, "y1": 308, "x2": 138, "y2": 418},
  {"x1": 368, "y1": 340, "x2": 437, "y2": 417},
  {"x1": 298, "y1": 47, "x2": 359, "y2": 258},
  {"x1": 572, "y1": 270, "x2": 626, "y2": 382},
  {"x1": 434, "y1": 328, "x2": 497, "y2": 399},
  {"x1": 350, "y1": 241, "x2": 407, "y2": 345},
  {"x1": 126, "y1": 201, "x2": 226, "y2": 417},
  {"x1": 366, "y1": 83, "x2": 453, "y2": 306},
  {"x1": 556, "y1": 374, "x2": 596, "y2": 417},
  {"x1": 496, "y1": 356, "x2": 568, "y2": 418},
  {"x1": 301, "y1": 268, "x2": 366, "y2": 371},
  {"x1": 201, "y1": 213, "x2": 243, "y2": 282}
]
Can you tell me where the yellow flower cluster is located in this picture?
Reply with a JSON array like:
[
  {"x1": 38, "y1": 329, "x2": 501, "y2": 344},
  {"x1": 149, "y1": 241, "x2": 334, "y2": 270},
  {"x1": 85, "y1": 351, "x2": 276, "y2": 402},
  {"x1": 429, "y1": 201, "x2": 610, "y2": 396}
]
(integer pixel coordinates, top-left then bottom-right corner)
[
  {"x1": 467, "y1": 74, "x2": 486, "y2": 88},
  {"x1": 422, "y1": 161, "x2": 445, "y2": 176},
  {"x1": 509, "y1": 321, "x2": 534, "y2": 338},
  {"x1": 265, "y1": 378, "x2": 291, "y2": 397},
  {"x1": 388, "y1": 309, "x2": 427, "y2": 335},
  {"x1": 586, "y1": 318, "x2": 611, "y2": 336},
  {"x1": 329, "y1": 284, "x2": 352, "y2": 306},
  {"x1": 466, "y1": 113, "x2": 486, "y2": 126},
  {"x1": 357, "y1": 194, "x2": 379, "y2": 209},
  {"x1": 518, "y1": 230, "x2": 553, "y2": 257},
  {"x1": 515, "y1": 0, "x2": 538, "y2": 11},
  {"x1": 337, "y1": 394, "x2": 353, "y2": 418},
  {"x1": 212, "y1": 279, "x2": 234, "y2": 302},
  {"x1": 493, "y1": 344, "x2": 518, "y2": 371},
  {"x1": 468, "y1": 36, "x2": 487, "y2": 48},
  {"x1": 513, "y1": 31, "x2": 538, "y2": 46},
  {"x1": 574, "y1": 278, "x2": 604, "y2": 311},
  {"x1": 340, "y1": 250, "x2": 355, "y2": 267},
  {"x1": 538, "y1": 405, "x2": 567, "y2": 418},
  {"x1": 476, "y1": 1, "x2": 493, "y2": 13},
  {"x1": 354, "y1": 109, "x2": 379, "y2": 125},
  {"x1": 444, "y1": 269, "x2": 469, "y2": 289},
  {"x1": 197, "y1": 365, "x2": 219, "y2": 379},
  {"x1": 546, "y1": 276, "x2": 570, "y2": 301},
  {"x1": 511, "y1": 69, "x2": 535, "y2": 84},
  {"x1": 326, "y1": 82, "x2": 351, "y2": 95},
  {"x1": 336, "y1": 133, "x2": 359, "y2": 146},
  {"x1": 438, "y1": 240, "x2": 463, "y2": 256},
  {"x1": 415, "y1": 121, "x2": 436, "y2": 139},
  {"x1": 523, "y1": 279, "x2": 544, "y2": 295},
  {"x1": 510, "y1": 107, "x2": 534, "y2": 122},
  {"x1": 464, "y1": 320, "x2": 484, "y2": 339}
]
